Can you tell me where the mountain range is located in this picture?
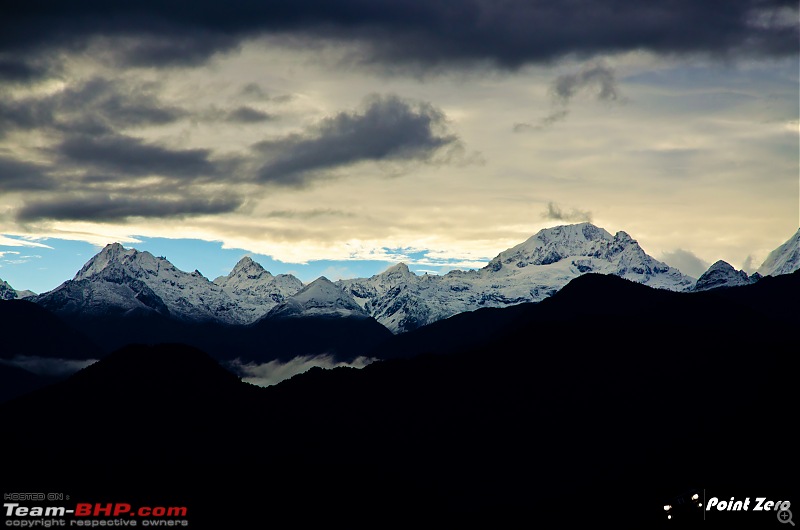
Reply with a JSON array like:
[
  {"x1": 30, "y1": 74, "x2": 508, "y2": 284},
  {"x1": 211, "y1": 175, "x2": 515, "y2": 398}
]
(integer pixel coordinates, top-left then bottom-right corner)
[
  {"x1": 2, "y1": 270, "x2": 795, "y2": 526},
  {"x1": 1, "y1": 230, "x2": 796, "y2": 523},
  {"x1": 6, "y1": 223, "x2": 796, "y2": 335},
  {"x1": 338, "y1": 223, "x2": 696, "y2": 331}
]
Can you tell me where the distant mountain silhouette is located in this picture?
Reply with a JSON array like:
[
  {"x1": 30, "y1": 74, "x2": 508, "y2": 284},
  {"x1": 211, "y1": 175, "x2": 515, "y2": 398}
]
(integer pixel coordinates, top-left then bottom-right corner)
[
  {"x1": 0, "y1": 363, "x2": 58, "y2": 402},
  {"x1": 245, "y1": 312, "x2": 393, "y2": 362},
  {"x1": 1, "y1": 272, "x2": 795, "y2": 527},
  {"x1": 34, "y1": 301, "x2": 392, "y2": 363},
  {"x1": 0, "y1": 299, "x2": 101, "y2": 360}
]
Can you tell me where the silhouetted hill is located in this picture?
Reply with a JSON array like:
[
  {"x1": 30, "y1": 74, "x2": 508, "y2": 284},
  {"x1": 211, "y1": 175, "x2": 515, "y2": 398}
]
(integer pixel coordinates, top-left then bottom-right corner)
[
  {"x1": 0, "y1": 299, "x2": 101, "y2": 359},
  {"x1": 1, "y1": 274, "x2": 795, "y2": 527},
  {"x1": 64, "y1": 343, "x2": 244, "y2": 395},
  {"x1": 245, "y1": 313, "x2": 393, "y2": 362},
  {"x1": 0, "y1": 363, "x2": 58, "y2": 402},
  {"x1": 370, "y1": 271, "x2": 796, "y2": 360},
  {"x1": 700, "y1": 267, "x2": 800, "y2": 323},
  {"x1": 55, "y1": 309, "x2": 238, "y2": 356},
  {"x1": 52, "y1": 308, "x2": 392, "y2": 363}
]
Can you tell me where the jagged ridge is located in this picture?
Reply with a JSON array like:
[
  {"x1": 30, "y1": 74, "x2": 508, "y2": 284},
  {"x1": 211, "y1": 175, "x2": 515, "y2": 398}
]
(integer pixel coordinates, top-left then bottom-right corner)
[
  {"x1": 213, "y1": 256, "x2": 303, "y2": 321},
  {"x1": 28, "y1": 223, "x2": 799, "y2": 334},
  {"x1": 339, "y1": 222, "x2": 695, "y2": 332}
]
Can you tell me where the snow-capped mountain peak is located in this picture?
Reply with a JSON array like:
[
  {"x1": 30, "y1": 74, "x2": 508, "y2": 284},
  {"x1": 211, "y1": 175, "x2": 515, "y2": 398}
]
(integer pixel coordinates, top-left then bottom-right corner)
[
  {"x1": 37, "y1": 246, "x2": 305, "y2": 325},
  {"x1": 32, "y1": 222, "x2": 765, "y2": 335},
  {"x1": 613, "y1": 230, "x2": 635, "y2": 243},
  {"x1": 229, "y1": 256, "x2": 272, "y2": 280},
  {"x1": 73, "y1": 242, "x2": 187, "y2": 286},
  {"x1": 375, "y1": 262, "x2": 418, "y2": 288},
  {"x1": 757, "y1": 228, "x2": 800, "y2": 277},
  {"x1": 266, "y1": 276, "x2": 366, "y2": 319},
  {"x1": 486, "y1": 223, "x2": 690, "y2": 287},
  {"x1": 74, "y1": 242, "x2": 140, "y2": 280},
  {"x1": 39, "y1": 243, "x2": 244, "y2": 324},
  {"x1": 292, "y1": 276, "x2": 345, "y2": 303},
  {"x1": 213, "y1": 256, "x2": 303, "y2": 321},
  {"x1": 693, "y1": 260, "x2": 751, "y2": 291},
  {"x1": 1, "y1": 277, "x2": 17, "y2": 300},
  {"x1": 489, "y1": 222, "x2": 613, "y2": 269},
  {"x1": 384, "y1": 262, "x2": 414, "y2": 277},
  {"x1": 337, "y1": 223, "x2": 695, "y2": 333}
]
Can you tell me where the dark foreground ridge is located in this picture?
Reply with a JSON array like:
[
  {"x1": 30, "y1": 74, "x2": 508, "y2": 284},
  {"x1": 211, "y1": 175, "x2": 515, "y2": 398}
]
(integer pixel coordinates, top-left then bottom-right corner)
[
  {"x1": 0, "y1": 299, "x2": 101, "y2": 360},
  {"x1": 1, "y1": 272, "x2": 797, "y2": 527}
]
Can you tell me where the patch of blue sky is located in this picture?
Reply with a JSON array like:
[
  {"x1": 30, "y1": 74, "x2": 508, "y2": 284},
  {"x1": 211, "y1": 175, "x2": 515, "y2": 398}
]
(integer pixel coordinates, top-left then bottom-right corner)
[
  {"x1": 0, "y1": 237, "x2": 97, "y2": 294},
  {"x1": 1, "y1": 236, "x2": 490, "y2": 294}
]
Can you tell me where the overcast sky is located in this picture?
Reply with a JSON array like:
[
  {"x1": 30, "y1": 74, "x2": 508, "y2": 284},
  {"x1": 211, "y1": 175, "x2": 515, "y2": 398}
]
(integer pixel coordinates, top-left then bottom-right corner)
[{"x1": 1, "y1": 0, "x2": 798, "y2": 292}]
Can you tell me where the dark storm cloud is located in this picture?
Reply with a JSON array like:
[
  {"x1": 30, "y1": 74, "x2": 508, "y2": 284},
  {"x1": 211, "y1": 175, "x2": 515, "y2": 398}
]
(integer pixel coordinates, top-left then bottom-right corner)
[
  {"x1": 89, "y1": 88, "x2": 186, "y2": 127},
  {"x1": 1, "y1": 1, "x2": 796, "y2": 74},
  {"x1": 17, "y1": 194, "x2": 242, "y2": 222},
  {"x1": 254, "y1": 95, "x2": 459, "y2": 186},
  {"x1": 0, "y1": 157, "x2": 55, "y2": 192},
  {"x1": 6, "y1": 134, "x2": 244, "y2": 221},
  {"x1": 542, "y1": 202, "x2": 593, "y2": 223},
  {"x1": 56, "y1": 134, "x2": 217, "y2": 178},
  {"x1": 30, "y1": 77, "x2": 278, "y2": 129},
  {"x1": 0, "y1": 58, "x2": 48, "y2": 83},
  {"x1": 0, "y1": 77, "x2": 185, "y2": 137},
  {"x1": 116, "y1": 33, "x2": 241, "y2": 68}
]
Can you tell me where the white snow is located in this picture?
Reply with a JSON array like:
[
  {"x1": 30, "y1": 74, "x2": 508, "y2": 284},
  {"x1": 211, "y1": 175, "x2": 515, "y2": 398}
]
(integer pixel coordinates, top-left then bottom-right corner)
[
  {"x1": 693, "y1": 260, "x2": 751, "y2": 291},
  {"x1": 213, "y1": 256, "x2": 303, "y2": 322},
  {"x1": 757, "y1": 228, "x2": 800, "y2": 277},
  {"x1": 66, "y1": 243, "x2": 245, "y2": 323},
  {"x1": 39, "y1": 222, "x2": 792, "y2": 334},
  {"x1": 339, "y1": 223, "x2": 695, "y2": 332},
  {"x1": 0, "y1": 278, "x2": 17, "y2": 300},
  {"x1": 266, "y1": 277, "x2": 367, "y2": 319}
]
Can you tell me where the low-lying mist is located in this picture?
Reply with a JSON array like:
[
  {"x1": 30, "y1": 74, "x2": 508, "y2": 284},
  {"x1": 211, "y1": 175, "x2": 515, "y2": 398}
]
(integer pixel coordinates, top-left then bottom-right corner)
[{"x1": 226, "y1": 354, "x2": 376, "y2": 387}]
